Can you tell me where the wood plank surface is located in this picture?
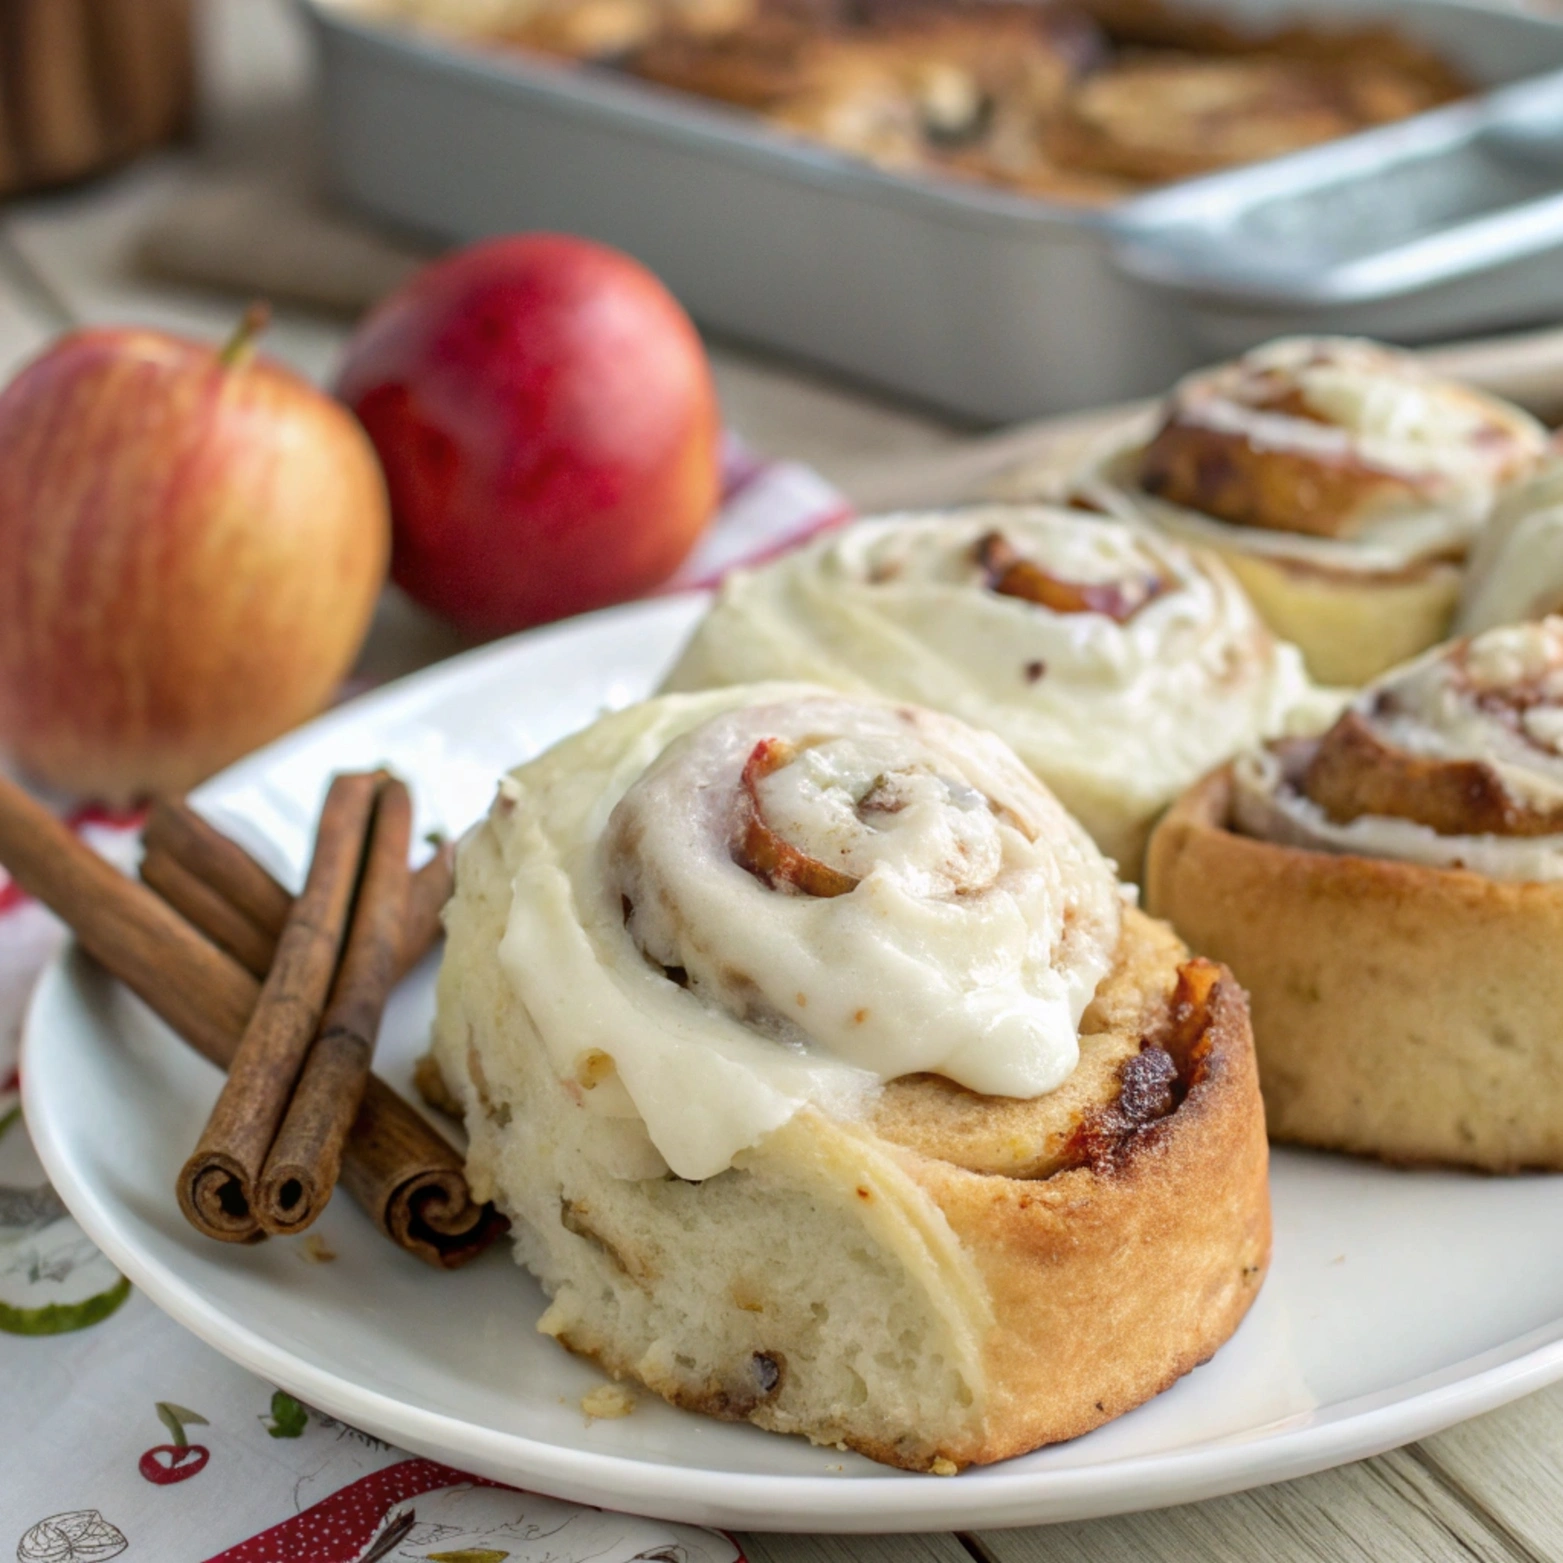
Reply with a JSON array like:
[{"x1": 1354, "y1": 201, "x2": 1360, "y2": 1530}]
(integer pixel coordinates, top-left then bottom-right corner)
[
  {"x1": 1418, "y1": 1382, "x2": 1563, "y2": 1563},
  {"x1": 974, "y1": 1448, "x2": 1526, "y2": 1563}
]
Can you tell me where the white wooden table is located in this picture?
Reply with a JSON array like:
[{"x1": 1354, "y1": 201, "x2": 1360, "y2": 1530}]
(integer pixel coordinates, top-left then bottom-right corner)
[{"x1": 6, "y1": 0, "x2": 1562, "y2": 1556}]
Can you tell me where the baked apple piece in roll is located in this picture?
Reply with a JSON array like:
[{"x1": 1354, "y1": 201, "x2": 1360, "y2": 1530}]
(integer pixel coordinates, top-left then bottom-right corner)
[
  {"x1": 662, "y1": 506, "x2": 1332, "y2": 875},
  {"x1": 996, "y1": 338, "x2": 1549, "y2": 686},
  {"x1": 1148, "y1": 618, "x2": 1563, "y2": 1170},
  {"x1": 432, "y1": 686, "x2": 1270, "y2": 1470}
]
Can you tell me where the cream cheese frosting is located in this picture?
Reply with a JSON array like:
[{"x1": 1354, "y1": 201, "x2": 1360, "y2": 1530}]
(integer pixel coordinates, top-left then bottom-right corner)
[
  {"x1": 1459, "y1": 457, "x2": 1563, "y2": 634},
  {"x1": 1231, "y1": 747, "x2": 1563, "y2": 881},
  {"x1": 479, "y1": 684, "x2": 1123, "y2": 1180},
  {"x1": 1371, "y1": 619, "x2": 1563, "y2": 808},
  {"x1": 1232, "y1": 619, "x2": 1563, "y2": 881},
  {"x1": 662, "y1": 506, "x2": 1332, "y2": 871}
]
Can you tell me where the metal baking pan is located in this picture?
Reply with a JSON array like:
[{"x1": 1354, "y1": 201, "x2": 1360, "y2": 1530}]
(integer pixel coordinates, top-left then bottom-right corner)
[{"x1": 303, "y1": 0, "x2": 1563, "y2": 422}]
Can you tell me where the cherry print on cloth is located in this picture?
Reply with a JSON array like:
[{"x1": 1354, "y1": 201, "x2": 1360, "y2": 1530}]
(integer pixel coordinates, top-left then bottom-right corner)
[{"x1": 138, "y1": 1402, "x2": 210, "y2": 1486}]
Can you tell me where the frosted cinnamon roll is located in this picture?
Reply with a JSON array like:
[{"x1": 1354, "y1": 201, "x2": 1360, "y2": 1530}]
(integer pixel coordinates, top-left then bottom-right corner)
[
  {"x1": 1147, "y1": 619, "x2": 1563, "y2": 1169},
  {"x1": 632, "y1": 6, "x2": 1095, "y2": 188},
  {"x1": 662, "y1": 506, "x2": 1331, "y2": 875},
  {"x1": 1459, "y1": 457, "x2": 1563, "y2": 635},
  {"x1": 434, "y1": 685, "x2": 1269, "y2": 1469},
  {"x1": 1045, "y1": 53, "x2": 1451, "y2": 185},
  {"x1": 997, "y1": 338, "x2": 1549, "y2": 686}
]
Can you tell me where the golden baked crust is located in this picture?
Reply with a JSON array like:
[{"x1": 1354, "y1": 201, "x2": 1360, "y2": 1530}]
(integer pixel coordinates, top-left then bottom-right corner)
[
  {"x1": 432, "y1": 874, "x2": 1269, "y2": 1467},
  {"x1": 912, "y1": 953, "x2": 1267, "y2": 1468},
  {"x1": 1146, "y1": 766, "x2": 1563, "y2": 1171},
  {"x1": 530, "y1": 907, "x2": 1271, "y2": 1469},
  {"x1": 436, "y1": 688, "x2": 1270, "y2": 1471},
  {"x1": 1213, "y1": 548, "x2": 1461, "y2": 688},
  {"x1": 870, "y1": 904, "x2": 1184, "y2": 1177}
]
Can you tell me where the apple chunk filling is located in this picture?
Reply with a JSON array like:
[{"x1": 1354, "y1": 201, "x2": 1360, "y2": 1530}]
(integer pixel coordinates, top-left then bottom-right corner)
[{"x1": 974, "y1": 529, "x2": 1165, "y2": 623}]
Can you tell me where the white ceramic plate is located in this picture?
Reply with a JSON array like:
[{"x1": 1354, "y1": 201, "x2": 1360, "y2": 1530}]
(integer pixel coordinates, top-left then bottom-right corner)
[{"x1": 24, "y1": 596, "x2": 1563, "y2": 1533}]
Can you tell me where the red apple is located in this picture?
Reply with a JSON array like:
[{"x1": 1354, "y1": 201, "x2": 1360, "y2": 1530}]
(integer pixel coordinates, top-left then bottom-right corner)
[
  {"x1": 335, "y1": 234, "x2": 721, "y2": 637},
  {"x1": 0, "y1": 310, "x2": 390, "y2": 801}
]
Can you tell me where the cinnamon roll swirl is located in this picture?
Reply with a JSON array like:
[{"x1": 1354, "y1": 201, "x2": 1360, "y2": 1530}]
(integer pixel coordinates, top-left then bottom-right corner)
[
  {"x1": 998, "y1": 338, "x2": 1549, "y2": 686},
  {"x1": 434, "y1": 685, "x2": 1269, "y2": 1469},
  {"x1": 662, "y1": 506, "x2": 1330, "y2": 876},
  {"x1": 1147, "y1": 619, "x2": 1563, "y2": 1169}
]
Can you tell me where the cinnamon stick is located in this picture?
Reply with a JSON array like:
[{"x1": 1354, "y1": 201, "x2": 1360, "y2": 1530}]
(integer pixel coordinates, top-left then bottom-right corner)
[
  {"x1": 144, "y1": 797, "x2": 292, "y2": 940},
  {"x1": 341, "y1": 1079, "x2": 505, "y2": 1262},
  {"x1": 139, "y1": 844, "x2": 276, "y2": 978},
  {"x1": 0, "y1": 773, "x2": 503, "y2": 1268},
  {"x1": 257, "y1": 780, "x2": 411, "y2": 1236},
  {"x1": 0, "y1": 774, "x2": 253, "y2": 1060},
  {"x1": 177, "y1": 773, "x2": 380, "y2": 1243},
  {"x1": 144, "y1": 797, "x2": 453, "y2": 977},
  {"x1": 401, "y1": 839, "x2": 457, "y2": 974}
]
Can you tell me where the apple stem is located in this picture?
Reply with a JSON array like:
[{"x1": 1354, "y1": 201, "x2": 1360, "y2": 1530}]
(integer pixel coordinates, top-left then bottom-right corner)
[{"x1": 219, "y1": 301, "x2": 272, "y2": 370}]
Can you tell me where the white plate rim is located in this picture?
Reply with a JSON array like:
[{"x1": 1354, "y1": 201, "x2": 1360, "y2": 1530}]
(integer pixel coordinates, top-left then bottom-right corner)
[{"x1": 21, "y1": 594, "x2": 1563, "y2": 1532}]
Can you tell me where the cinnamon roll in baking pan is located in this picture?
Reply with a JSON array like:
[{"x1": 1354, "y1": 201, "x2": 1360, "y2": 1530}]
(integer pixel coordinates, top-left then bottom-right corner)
[
  {"x1": 1043, "y1": 51, "x2": 1449, "y2": 185},
  {"x1": 369, "y1": 0, "x2": 1469, "y2": 202},
  {"x1": 998, "y1": 338, "x2": 1550, "y2": 687},
  {"x1": 1147, "y1": 619, "x2": 1563, "y2": 1171},
  {"x1": 662, "y1": 506, "x2": 1332, "y2": 876},
  {"x1": 632, "y1": 2, "x2": 1121, "y2": 196},
  {"x1": 431, "y1": 686, "x2": 1269, "y2": 1469}
]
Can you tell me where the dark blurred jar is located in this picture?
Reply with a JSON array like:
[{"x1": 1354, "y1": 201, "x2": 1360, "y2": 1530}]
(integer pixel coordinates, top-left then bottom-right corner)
[{"x1": 0, "y1": 0, "x2": 193, "y2": 195}]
